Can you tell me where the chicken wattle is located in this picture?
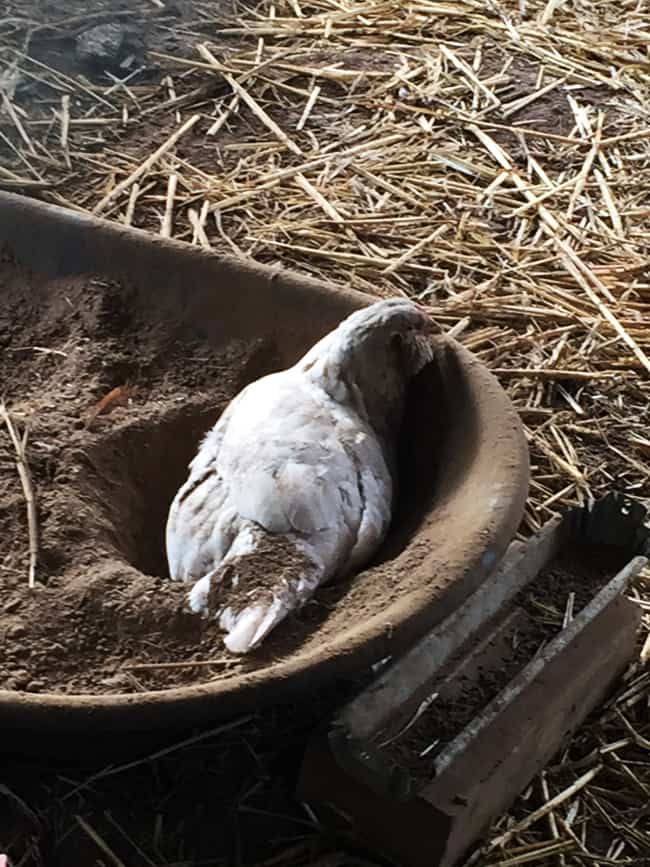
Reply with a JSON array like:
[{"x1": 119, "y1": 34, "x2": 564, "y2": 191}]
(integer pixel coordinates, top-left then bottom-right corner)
[{"x1": 166, "y1": 298, "x2": 435, "y2": 654}]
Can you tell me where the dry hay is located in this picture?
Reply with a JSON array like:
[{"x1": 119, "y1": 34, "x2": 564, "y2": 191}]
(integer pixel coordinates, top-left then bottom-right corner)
[{"x1": 2, "y1": 0, "x2": 650, "y2": 864}]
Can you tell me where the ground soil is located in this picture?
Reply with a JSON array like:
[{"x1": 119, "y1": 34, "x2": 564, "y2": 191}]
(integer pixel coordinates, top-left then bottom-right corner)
[{"x1": 374, "y1": 543, "x2": 629, "y2": 784}]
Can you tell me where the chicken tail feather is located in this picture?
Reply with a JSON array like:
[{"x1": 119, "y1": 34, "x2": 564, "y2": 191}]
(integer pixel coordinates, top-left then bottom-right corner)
[
  {"x1": 187, "y1": 523, "x2": 324, "y2": 654},
  {"x1": 219, "y1": 597, "x2": 289, "y2": 653}
]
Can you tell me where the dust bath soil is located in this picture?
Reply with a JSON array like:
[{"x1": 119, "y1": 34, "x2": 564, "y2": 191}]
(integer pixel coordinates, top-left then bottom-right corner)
[
  {"x1": 375, "y1": 544, "x2": 628, "y2": 783},
  {"x1": 0, "y1": 258, "x2": 386, "y2": 696}
]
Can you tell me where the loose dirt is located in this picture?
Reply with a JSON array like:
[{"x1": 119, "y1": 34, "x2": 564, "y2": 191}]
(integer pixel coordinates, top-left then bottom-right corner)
[{"x1": 374, "y1": 543, "x2": 629, "y2": 784}]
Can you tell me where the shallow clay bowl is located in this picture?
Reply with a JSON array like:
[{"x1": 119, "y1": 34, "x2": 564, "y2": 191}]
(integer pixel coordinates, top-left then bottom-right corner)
[{"x1": 0, "y1": 192, "x2": 529, "y2": 742}]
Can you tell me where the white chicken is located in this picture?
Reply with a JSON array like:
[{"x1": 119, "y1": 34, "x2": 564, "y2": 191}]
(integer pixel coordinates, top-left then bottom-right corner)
[{"x1": 166, "y1": 298, "x2": 435, "y2": 654}]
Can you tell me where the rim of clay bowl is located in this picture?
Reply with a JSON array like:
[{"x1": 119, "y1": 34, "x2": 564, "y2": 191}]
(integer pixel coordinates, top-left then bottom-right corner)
[{"x1": 0, "y1": 191, "x2": 529, "y2": 734}]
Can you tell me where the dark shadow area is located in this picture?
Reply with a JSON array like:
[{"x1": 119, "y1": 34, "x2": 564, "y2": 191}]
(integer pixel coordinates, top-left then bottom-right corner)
[
  {"x1": 0, "y1": 683, "x2": 389, "y2": 867},
  {"x1": 88, "y1": 403, "x2": 220, "y2": 578},
  {"x1": 376, "y1": 347, "x2": 480, "y2": 566}
]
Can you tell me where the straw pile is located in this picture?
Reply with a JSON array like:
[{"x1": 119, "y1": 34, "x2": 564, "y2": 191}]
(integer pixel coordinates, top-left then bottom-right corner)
[{"x1": 2, "y1": 0, "x2": 650, "y2": 864}]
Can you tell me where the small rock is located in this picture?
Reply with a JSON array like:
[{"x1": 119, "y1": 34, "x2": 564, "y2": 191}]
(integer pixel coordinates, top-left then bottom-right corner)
[
  {"x1": 3, "y1": 598, "x2": 21, "y2": 614},
  {"x1": 76, "y1": 23, "x2": 125, "y2": 67}
]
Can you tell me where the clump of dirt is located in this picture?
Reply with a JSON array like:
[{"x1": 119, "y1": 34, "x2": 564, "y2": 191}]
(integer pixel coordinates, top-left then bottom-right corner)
[
  {"x1": 374, "y1": 543, "x2": 628, "y2": 784},
  {"x1": 205, "y1": 533, "x2": 318, "y2": 619}
]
